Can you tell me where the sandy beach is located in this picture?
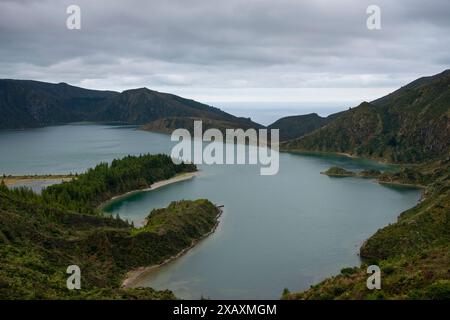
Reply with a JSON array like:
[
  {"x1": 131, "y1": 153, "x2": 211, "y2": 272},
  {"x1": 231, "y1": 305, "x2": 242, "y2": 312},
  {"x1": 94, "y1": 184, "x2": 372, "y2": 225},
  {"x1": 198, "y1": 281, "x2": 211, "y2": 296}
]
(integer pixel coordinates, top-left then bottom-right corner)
[
  {"x1": 1, "y1": 174, "x2": 73, "y2": 186},
  {"x1": 98, "y1": 171, "x2": 200, "y2": 211},
  {"x1": 149, "y1": 171, "x2": 199, "y2": 191}
]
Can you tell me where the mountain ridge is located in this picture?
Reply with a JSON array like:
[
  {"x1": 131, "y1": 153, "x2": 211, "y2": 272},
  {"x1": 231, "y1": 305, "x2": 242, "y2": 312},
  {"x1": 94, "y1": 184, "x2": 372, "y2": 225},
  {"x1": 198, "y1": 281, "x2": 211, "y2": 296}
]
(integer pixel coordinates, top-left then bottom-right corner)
[
  {"x1": 0, "y1": 79, "x2": 262, "y2": 131},
  {"x1": 281, "y1": 69, "x2": 450, "y2": 163},
  {"x1": 281, "y1": 69, "x2": 450, "y2": 299},
  {"x1": 268, "y1": 111, "x2": 345, "y2": 141}
]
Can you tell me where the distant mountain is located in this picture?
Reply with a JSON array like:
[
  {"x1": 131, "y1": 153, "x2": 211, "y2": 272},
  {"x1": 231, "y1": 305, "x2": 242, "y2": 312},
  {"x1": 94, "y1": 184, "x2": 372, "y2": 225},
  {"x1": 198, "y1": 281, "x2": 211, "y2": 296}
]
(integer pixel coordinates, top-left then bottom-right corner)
[
  {"x1": 281, "y1": 70, "x2": 450, "y2": 163},
  {"x1": 0, "y1": 80, "x2": 116, "y2": 128},
  {"x1": 0, "y1": 80, "x2": 262, "y2": 131},
  {"x1": 92, "y1": 87, "x2": 261, "y2": 127},
  {"x1": 268, "y1": 112, "x2": 344, "y2": 141}
]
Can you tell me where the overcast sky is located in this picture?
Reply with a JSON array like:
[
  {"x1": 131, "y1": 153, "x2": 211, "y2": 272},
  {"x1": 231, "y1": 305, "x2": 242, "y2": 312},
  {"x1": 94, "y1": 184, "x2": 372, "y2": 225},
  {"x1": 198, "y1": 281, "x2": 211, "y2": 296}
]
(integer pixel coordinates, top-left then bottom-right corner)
[{"x1": 0, "y1": 0, "x2": 449, "y2": 107}]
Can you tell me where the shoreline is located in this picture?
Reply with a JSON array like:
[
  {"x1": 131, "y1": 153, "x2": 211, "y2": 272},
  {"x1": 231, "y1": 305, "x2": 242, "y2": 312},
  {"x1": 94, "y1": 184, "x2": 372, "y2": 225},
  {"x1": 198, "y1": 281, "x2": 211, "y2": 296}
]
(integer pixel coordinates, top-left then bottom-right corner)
[
  {"x1": 322, "y1": 172, "x2": 425, "y2": 189},
  {"x1": 377, "y1": 180, "x2": 426, "y2": 189},
  {"x1": 0, "y1": 174, "x2": 73, "y2": 186},
  {"x1": 320, "y1": 172, "x2": 355, "y2": 177},
  {"x1": 284, "y1": 149, "x2": 404, "y2": 166},
  {"x1": 98, "y1": 171, "x2": 200, "y2": 211},
  {"x1": 377, "y1": 179, "x2": 427, "y2": 202},
  {"x1": 122, "y1": 206, "x2": 223, "y2": 288}
]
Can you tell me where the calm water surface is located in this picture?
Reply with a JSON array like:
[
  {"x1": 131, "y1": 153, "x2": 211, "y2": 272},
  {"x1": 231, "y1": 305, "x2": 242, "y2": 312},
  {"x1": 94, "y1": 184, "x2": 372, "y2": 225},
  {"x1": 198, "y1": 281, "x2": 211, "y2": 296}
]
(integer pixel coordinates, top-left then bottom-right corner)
[{"x1": 0, "y1": 124, "x2": 421, "y2": 299}]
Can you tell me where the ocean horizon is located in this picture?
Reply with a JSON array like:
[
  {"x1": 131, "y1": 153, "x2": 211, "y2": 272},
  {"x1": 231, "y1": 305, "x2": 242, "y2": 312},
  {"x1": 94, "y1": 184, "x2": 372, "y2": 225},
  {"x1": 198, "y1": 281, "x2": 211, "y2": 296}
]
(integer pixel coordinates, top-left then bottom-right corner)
[{"x1": 212, "y1": 102, "x2": 354, "y2": 125}]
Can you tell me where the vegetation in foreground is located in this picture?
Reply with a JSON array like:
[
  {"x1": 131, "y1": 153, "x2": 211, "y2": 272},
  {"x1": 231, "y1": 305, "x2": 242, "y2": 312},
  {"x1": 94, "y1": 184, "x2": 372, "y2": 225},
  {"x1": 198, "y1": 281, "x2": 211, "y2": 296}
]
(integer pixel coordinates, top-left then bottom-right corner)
[
  {"x1": 284, "y1": 158, "x2": 450, "y2": 299},
  {"x1": 0, "y1": 154, "x2": 220, "y2": 299}
]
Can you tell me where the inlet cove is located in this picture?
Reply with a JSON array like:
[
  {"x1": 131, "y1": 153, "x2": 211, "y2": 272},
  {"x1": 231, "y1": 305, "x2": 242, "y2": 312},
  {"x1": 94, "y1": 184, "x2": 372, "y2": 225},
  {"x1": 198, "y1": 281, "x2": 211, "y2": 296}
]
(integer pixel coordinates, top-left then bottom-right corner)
[{"x1": 0, "y1": 124, "x2": 421, "y2": 299}]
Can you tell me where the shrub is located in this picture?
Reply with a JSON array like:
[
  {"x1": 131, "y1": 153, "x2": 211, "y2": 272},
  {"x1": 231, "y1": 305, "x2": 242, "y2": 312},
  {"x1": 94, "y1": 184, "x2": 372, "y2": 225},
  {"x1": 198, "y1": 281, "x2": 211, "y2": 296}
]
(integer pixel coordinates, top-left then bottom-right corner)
[
  {"x1": 340, "y1": 267, "x2": 357, "y2": 275},
  {"x1": 425, "y1": 280, "x2": 450, "y2": 300}
]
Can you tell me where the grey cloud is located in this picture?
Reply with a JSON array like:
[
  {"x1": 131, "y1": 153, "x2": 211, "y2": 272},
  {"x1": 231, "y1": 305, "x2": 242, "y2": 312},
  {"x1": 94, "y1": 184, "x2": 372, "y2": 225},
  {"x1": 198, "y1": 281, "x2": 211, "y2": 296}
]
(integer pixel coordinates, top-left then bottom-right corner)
[{"x1": 0, "y1": 0, "x2": 449, "y2": 97}]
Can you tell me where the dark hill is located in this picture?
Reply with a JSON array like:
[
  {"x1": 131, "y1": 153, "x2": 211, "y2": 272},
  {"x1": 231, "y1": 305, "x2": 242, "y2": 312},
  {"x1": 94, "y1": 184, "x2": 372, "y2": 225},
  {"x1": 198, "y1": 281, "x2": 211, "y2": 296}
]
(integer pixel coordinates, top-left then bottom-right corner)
[
  {"x1": 0, "y1": 80, "x2": 116, "y2": 128},
  {"x1": 268, "y1": 112, "x2": 344, "y2": 141},
  {"x1": 0, "y1": 80, "x2": 262, "y2": 130},
  {"x1": 281, "y1": 70, "x2": 450, "y2": 163}
]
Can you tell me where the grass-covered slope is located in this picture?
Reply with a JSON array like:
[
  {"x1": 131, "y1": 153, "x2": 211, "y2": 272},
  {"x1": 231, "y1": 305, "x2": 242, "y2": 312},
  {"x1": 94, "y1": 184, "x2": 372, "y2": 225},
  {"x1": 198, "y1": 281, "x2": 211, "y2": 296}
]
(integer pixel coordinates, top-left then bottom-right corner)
[
  {"x1": 285, "y1": 248, "x2": 450, "y2": 300},
  {"x1": 0, "y1": 155, "x2": 220, "y2": 299},
  {"x1": 139, "y1": 200, "x2": 219, "y2": 236},
  {"x1": 283, "y1": 70, "x2": 450, "y2": 299},
  {"x1": 284, "y1": 159, "x2": 450, "y2": 300},
  {"x1": 360, "y1": 161, "x2": 450, "y2": 260},
  {"x1": 281, "y1": 70, "x2": 450, "y2": 163}
]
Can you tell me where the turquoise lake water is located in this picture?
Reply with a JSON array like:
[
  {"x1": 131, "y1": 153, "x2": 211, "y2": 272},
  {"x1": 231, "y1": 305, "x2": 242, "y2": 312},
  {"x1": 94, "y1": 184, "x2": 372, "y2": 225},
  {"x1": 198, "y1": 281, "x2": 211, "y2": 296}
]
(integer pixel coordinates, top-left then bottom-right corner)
[{"x1": 0, "y1": 124, "x2": 421, "y2": 299}]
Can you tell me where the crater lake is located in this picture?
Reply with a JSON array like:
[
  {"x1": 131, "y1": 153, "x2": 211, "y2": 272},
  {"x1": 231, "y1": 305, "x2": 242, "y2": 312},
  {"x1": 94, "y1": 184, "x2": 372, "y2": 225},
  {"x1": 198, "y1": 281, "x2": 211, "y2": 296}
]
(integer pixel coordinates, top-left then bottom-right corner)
[{"x1": 0, "y1": 124, "x2": 421, "y2": 299}]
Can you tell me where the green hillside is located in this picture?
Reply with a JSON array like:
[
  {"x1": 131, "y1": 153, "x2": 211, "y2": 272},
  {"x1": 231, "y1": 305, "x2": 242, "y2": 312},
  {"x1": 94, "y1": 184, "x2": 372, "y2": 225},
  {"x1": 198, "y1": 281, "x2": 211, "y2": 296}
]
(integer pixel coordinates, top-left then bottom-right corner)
[
  {"x1": 0, "y1": 155, "x2": 220, "y2": 299},
  {"x1": 0, "y1": 80, "x2": 115, "y2": 128},
  {"x1": 281, "y1": 70, "x2": 450, "y2": 163},
  {"x1": 268, "y1": 113, "x2": 336, "y2": 141},
  {"x1": 284, "y1": 158, "x2": 450, "y2": 299},
  {"x1": 282, "y1": 70, "x2": 450, "y2": 300}
]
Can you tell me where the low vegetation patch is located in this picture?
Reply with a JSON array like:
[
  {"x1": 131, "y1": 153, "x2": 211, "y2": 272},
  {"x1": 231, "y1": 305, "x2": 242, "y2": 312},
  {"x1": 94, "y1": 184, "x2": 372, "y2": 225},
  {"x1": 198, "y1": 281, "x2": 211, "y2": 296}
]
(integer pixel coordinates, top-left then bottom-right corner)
[
  {"x1": 321, "y1": 167, "x2": 356, "y2": 177},
  {"x1": 0, "y1": 154, "x2": 220, "y2": 300}
]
